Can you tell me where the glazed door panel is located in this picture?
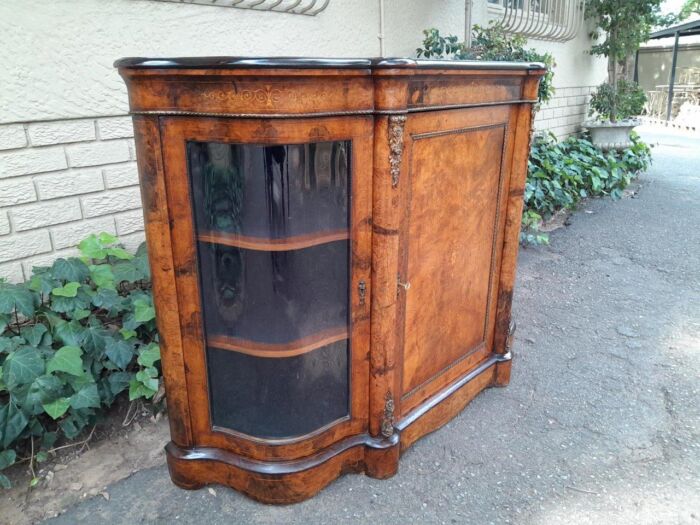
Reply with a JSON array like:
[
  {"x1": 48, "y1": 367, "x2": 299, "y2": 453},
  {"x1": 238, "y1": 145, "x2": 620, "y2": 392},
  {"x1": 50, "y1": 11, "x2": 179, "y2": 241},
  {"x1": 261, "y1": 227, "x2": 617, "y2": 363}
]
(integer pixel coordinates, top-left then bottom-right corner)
[
  {"x1": 397, "y1": 106, "x2": 516, "y2": 414},
  {"x1": 160, "y1": 117, "x2": 372, "y2": 459}
]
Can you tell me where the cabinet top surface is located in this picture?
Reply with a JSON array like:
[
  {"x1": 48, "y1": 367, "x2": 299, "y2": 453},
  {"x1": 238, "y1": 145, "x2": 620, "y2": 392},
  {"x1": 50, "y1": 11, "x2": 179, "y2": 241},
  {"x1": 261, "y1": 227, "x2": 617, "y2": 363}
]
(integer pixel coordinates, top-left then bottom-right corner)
[{"x1": 114, "y1": 56, "x2": 545, "y2": 71}]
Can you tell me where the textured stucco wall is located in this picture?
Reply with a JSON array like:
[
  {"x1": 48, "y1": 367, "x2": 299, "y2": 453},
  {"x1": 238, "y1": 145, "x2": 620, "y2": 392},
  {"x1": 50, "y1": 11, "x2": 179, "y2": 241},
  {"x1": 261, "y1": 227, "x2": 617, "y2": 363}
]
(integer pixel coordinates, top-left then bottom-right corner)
[{"x1": 0, "y1": 0, "x2": 607, "y2": 282}]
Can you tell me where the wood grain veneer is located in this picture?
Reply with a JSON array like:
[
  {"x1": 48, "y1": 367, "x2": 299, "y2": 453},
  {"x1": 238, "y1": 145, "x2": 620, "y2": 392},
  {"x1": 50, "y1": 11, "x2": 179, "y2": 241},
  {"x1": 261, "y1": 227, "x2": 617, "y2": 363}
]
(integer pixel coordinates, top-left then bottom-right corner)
[{"x1": 117, "y1": 57, "x2": 545, "y2": 503}]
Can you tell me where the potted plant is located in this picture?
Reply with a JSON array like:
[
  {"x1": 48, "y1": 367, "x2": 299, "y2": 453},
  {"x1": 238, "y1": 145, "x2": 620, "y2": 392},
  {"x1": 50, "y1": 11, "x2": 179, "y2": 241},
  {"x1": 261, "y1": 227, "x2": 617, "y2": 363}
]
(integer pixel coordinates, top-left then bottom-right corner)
[
  {"x1": 586, "y1": 79, "x2": 646, "y2": 149},
  {"x1": 584, "y1": 0, "x2": 668, "y2": 149}
]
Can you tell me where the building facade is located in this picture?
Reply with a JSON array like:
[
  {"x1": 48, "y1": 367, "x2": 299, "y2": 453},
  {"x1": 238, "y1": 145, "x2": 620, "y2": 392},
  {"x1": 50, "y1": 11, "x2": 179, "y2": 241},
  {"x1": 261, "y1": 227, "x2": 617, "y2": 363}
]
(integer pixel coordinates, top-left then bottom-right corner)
[{"x1": 0, "y1": 0, "x2": 607, "y2": 281}]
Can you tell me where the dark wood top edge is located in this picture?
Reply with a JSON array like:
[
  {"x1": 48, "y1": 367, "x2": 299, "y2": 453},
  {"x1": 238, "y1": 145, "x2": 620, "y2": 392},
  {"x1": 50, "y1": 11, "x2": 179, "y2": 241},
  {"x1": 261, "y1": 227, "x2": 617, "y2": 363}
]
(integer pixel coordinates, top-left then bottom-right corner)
[{"x1": 114, "y1": 56, "x2": 546, "y2": 71}]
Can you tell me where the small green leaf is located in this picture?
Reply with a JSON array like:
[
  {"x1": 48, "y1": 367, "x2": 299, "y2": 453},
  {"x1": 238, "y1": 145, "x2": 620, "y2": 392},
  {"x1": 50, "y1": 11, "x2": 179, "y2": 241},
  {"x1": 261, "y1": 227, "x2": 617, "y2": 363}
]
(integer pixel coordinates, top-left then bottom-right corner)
[
  {"x1": 42, "y1": 397, "x2": 70, "y2": 420},
  {"x1": 78, "y1": 235, "x2": 107, "y2": 260},
  {"x1": 89, "y1": 264, "x2": 115, "y2": 290},
  {"x1": 0, "y1": 401, "x2": 29, "y2": 448},
  {"x1": 106, "y1": 247, "x2": 133, "y2": 260},
  {"x1": 119, "y1": 328, "x2": 137, "y2": 340},
  {"x1": 105, "y1": 338, "x2": 134, "y2": 370},
  {"x1": 107, "y1": 371, "x2": 132, "y2": 395},
  {"x1": 3, "y1": 347, "x2": 45, "y2": 390},
  {"x1": 0, "y1": 283, "x2": 36, "y2": 317},
  {"x1": 69, "y1": 383, "x2": 100, "y2": 410},
  {"x1": 136, "y1": 369, "x2": 159, "y2": 392},
  {"x1": 137, "y1": 344, "x2": 160, "y2": 368},
  {"x1": 52, "y1": 258, "x2": 90, "y2": 283},
  {"x1": 0, "y1": 474, "x2": 11, "y2": 489},
  {"x1": 51, "y1": 282, "x2": 80, "y2": 298},
  {"x1": 98, "y1": 232, "x2": 118, "y2": 245},
  {"x1": 53, "y1": 320, "x2": 87, "y2": 348},
  {"x1": 29, "y1": 477, "x2": 39, "y2": 487},
  {"x1": 128, "y1": 378, "x2": 156, "y2": 400},
  {"x1": 0, "y1": 449, "x2": 16, "y2": 470},
  {"x1": 71, "y1": 309, "x2": 91, "y2": 321},
  {"x1": 46, "y1": 346, "x2": 84, "y2": 376},
  {"x1": 20, "y1": 324, "x2": 50, "y2": 347},
  {"x1": 36, "y1": 451, "x2": 48, "y2": 463},
  {"x1": 133, "y1": 297, "x2": 155, "y2": 323}
]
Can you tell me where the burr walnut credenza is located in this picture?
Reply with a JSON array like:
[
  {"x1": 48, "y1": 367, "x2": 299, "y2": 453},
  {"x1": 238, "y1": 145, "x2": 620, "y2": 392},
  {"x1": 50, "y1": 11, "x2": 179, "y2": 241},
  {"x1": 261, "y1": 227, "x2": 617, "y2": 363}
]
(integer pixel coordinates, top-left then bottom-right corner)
[{"x1": 115, "y1": 56, "x2": 545, "y2": 503}]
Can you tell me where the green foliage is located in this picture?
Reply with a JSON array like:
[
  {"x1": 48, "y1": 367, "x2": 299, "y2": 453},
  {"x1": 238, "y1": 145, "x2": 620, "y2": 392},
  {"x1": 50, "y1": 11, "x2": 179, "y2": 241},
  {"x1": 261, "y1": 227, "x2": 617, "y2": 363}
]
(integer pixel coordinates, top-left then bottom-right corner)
[
  {"x1": 589, "y1": 80, "x2": 647, "y2": 122},
  {"x1": 521, "y1": 132, "x2": 652, "y2": 244},
  {"x1": 586, "y1": 0, "x2": 669, "y2": 65},
  {"x1": 0, "y1": 233, "x2": 160, "y2": 488},
  {"x1": 416, "y1": 23, "x2": 555, "y2": 104},
  {"x1": 679, "y1": 0, "x2": 700, "y2": 19}
]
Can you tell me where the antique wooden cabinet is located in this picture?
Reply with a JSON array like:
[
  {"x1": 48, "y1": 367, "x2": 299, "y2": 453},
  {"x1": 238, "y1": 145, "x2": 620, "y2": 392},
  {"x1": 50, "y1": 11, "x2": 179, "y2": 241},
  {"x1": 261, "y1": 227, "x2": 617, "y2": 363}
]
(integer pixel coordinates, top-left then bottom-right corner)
[{"x1": 116, "y1": 57, "x2": 544, "y2": 503}]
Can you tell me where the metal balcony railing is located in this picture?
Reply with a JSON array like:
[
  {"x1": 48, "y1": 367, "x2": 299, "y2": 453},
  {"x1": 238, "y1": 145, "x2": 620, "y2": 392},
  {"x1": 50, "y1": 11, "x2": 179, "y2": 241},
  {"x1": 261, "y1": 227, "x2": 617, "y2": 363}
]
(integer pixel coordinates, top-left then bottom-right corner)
[
  {"x1": 145, "y1": 0, "x2": 331, "y2": 16},
  {"x1": 488, "y1": 0, "x2": 585, "y2": 42}
]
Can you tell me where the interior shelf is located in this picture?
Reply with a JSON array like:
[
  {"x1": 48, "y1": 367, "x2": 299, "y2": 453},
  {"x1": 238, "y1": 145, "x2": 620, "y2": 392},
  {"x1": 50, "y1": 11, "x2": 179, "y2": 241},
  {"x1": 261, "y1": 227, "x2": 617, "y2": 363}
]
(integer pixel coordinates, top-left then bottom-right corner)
[
  {"x1": 207, "y1": 325, "x2": 348, "y2": 358},
  {"x1": 198, "y1": 229, "x2": 349, "y2": 251}
]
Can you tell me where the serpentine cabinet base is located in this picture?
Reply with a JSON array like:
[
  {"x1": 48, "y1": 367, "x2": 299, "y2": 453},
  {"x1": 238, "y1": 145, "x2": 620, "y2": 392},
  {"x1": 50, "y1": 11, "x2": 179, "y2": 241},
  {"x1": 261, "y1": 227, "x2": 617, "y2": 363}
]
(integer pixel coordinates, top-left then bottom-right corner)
[{"x1": 116, "y1": 57, "x2": 544, "y2": 504}]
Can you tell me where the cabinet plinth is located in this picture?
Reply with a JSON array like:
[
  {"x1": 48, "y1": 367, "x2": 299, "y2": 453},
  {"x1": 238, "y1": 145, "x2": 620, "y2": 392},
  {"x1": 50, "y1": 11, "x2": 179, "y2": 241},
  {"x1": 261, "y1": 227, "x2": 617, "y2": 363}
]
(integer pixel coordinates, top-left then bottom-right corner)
[{"x1": 117, "y1": 56, "x2": 545, "y2": 504}]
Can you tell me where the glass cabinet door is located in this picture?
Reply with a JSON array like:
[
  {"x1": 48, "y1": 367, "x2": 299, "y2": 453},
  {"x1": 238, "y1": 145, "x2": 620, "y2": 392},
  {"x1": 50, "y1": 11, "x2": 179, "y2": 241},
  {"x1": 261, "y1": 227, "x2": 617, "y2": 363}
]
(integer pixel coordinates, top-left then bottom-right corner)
[{"x1": 187, "y1": 140, "x2": 352, "y2": 440}]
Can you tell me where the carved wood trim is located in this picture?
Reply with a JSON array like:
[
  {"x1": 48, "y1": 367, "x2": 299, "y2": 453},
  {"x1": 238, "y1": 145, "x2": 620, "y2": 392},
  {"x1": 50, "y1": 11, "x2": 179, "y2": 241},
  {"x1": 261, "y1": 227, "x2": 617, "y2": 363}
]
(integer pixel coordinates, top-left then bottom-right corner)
[{"x1": 388, "y1": 115, "x2": 406, "y2": 187}]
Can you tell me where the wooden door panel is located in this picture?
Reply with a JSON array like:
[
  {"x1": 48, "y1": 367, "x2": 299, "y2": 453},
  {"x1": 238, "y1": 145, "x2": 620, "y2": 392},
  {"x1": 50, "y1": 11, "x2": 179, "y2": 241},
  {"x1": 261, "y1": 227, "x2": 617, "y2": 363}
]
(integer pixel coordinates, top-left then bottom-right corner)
[{"x1": 398, "y1": 106, "x2": 514, "y2": 411}]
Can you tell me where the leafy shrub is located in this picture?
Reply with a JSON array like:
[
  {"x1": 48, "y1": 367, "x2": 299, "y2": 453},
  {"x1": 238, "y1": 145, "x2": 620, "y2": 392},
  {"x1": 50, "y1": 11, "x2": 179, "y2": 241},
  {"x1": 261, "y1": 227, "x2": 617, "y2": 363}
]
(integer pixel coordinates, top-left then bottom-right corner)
[
  {"x1": 0, "y1": 233, "x2": 160, "y2": 488},
  {"x1": 416, "y1": 23, "x2": 555, "y2": 104},
  {"x1": 521, "y1": 132, "x2": 652, "y2": 244},
  {"x1": 589, "y1": 80, "x2": 647, "y2": 122}
]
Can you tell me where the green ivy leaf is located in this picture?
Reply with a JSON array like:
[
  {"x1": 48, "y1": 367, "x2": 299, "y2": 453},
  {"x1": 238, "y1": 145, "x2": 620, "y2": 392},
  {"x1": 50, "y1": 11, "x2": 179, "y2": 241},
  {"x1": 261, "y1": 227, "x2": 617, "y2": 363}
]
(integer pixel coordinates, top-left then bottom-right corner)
[
  {"x1": 51, "y1": 258, "x2": 89, "y2": 283},
  {"x1": 50, "y1": 286, "x2": 91, "y2": 313},
  {"x1": 107, "y1": 371, "x2": 132, "y2": 396},
  {"x1": 20, "y1": 324, "x2": 50, "y2": 347},
  {"x1": 17, "y1": 374, "x2": 63, "y2": 415},
  {"x1": 89, "y1": 264, "x2": 115, "y2": 290},
  {"x1": 0, "y1": 283, "x2": 36, "y2": 317},
  {"x1": 98, "y1": 232, "x2": 118, "y2": 245},
  {"x1": 91, "y1": 288, "x2": 124, "y2": 315},
  {"x1": 46, "y1": 346, "x2": 84, "y2": 376},
  {"x1": 69, "y1": 383, "x2": 100, "y2": 410},
  {"x1": 128, "y1": 378, "x2": 156, "y2": 401},
  {"x1": 135, "y1": 369, "x2": 159, "y2": 392},
  {"x1": 51, "y1": 282, "x2": 80, "y2": 298},
  {"x1": 78, "y1": 235, "x2": 107, "y2": 260},
  {"x1": 119, "y1": 328, "x2": 137, "y2": 340},
  {"x1": 112, "y1": 261, "x2": 145, "y2": 284},
  {"x1": 0, "y1": 400, "x2": 29, "y2": 448},
  {"x1": 137, "y1": 344, "x2": 160, "y2": 368},
  {"x1": 106, "y1": 247, "x2": 133, "y2": 261},
  {"x1": 0, "y1": 449, "x2": 16, "y2": 470},
  {"x1": 3, "y1": 347, "x2": 45, "y2": 390},
  {"x1": 42, "y1": 397, "x2": 71, "y2": 420},
  {"x1": 81, "y1": 326, "x2": 107, "y2": 356},
  {"x1": 133, "y1": 297, "x2": 155, "y2": 323},
  {"x1": 105, "y1": 338, "x2": 134, "y2": 370},
  {"x1": 53, "y1": 320, "x2": 86, "y2": 347}
]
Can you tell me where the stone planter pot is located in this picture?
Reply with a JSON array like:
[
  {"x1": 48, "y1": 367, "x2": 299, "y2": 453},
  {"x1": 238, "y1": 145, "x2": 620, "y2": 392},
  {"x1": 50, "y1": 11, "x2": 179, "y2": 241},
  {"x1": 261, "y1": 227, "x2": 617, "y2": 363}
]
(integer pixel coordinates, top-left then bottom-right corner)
[{"x1": 584, "y1": 119, "x2": 640, "y2": 150}]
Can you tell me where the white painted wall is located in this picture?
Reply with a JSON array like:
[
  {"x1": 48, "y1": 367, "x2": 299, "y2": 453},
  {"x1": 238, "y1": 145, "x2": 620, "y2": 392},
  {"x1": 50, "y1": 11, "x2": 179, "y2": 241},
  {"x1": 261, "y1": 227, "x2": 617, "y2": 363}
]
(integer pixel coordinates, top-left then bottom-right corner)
[{"x1": 0, "y1": 0, "x2": 607, "y2": 281}]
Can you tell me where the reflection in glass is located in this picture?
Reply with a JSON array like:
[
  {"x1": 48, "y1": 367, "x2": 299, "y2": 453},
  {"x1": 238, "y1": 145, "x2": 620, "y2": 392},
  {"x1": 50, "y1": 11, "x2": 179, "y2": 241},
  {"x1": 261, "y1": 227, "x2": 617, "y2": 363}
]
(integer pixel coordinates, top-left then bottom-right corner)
[
  {"x1": 207, "y1": 341, "x2": 349, "y2": 439},
  {"x1": 187, "y1": 139, "x2": 352, "y2": 439},
  {"x1": 198, "y1": 240, "x2": 348, "y2": 343},
  {"x1": 188, "y1": 141, "x2": 350, "y2": 239}
]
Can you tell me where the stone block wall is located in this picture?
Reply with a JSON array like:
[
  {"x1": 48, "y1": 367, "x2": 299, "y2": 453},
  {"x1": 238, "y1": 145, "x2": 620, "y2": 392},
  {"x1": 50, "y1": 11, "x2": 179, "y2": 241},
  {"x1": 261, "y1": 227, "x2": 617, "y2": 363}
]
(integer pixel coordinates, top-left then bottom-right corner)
[{"x1": 0, "y1": 117, "x2": 144, "y2": 282}]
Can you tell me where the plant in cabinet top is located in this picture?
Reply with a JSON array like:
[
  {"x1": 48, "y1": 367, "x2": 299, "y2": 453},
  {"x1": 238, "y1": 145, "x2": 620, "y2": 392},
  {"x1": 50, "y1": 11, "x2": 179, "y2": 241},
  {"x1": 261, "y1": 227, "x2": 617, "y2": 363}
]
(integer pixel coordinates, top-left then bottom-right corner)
[{"x1": 416, "y1": 23, "x2": 555, "y2": 105}]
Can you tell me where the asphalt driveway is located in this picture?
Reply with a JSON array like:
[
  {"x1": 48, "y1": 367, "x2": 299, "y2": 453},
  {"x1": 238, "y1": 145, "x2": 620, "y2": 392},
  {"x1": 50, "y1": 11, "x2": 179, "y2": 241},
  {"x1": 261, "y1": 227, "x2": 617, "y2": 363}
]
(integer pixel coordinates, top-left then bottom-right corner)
[{"x1": 45, "y1": 127, "x2": 700, "y2": 525}]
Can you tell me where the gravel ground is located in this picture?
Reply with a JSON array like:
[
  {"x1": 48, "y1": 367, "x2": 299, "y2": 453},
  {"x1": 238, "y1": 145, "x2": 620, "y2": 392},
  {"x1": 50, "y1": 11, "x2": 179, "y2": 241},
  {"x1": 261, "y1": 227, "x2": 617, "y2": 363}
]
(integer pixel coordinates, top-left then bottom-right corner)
[{"x1": 45, "y1": 127, "x2": 700, "y2": 525}]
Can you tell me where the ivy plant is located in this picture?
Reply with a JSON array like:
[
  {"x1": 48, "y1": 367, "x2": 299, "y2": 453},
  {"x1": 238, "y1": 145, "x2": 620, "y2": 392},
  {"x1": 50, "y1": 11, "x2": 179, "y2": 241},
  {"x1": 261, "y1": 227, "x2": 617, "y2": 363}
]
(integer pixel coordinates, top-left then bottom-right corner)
[
  {"x1": 416, "y1": 23, "x2": 555, "y2": 105},
  {"x1": 521, "y1": 132, "x2": 652, "y2": 244},
  {"x1": 0, "y1": 233, "x2": 161, "y2": 489}
]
